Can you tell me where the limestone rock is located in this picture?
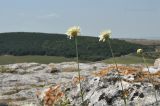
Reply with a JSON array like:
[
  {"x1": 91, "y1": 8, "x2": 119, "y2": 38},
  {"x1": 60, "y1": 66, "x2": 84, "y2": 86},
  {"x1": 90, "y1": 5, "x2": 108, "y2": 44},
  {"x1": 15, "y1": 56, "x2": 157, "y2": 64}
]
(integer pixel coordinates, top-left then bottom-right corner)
[
  {"x1": 0, "y1": 62, "x2": 160, "y2": 106},
  {"x1": 154, "y1": 58, "x2": 160, "y2": 68}
]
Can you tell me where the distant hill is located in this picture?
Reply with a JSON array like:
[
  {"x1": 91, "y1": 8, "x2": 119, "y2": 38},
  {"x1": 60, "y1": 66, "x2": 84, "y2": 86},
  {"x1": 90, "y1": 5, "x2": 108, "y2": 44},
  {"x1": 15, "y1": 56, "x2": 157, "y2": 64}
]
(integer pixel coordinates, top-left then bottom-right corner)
[
  {"x1": 122, "y1": 38, "x2": 160, "y2": 46},
  {"x1": 0, "y1": 32, "x2": 153, "y2": 61}
]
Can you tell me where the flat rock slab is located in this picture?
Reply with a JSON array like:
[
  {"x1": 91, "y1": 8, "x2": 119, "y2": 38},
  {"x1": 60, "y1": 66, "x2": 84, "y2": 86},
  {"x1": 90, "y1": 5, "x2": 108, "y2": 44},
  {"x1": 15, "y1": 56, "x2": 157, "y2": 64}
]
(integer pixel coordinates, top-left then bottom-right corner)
[{"x1": 0, "y1": 62, "x2": 159, "y2": 106}]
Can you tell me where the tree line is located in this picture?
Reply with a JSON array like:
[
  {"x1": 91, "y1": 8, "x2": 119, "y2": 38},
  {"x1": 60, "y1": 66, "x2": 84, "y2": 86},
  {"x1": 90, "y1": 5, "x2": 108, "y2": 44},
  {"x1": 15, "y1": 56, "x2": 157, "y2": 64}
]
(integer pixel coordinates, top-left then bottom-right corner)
[{"x1": 0, "y1": 32, "x2": 153, "y2": 61}]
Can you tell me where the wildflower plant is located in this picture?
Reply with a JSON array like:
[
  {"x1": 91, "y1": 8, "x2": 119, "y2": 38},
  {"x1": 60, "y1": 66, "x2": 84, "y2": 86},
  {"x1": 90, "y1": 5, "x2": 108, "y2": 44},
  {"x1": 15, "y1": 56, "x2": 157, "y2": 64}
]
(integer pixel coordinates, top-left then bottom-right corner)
[
  {"x1": 137, "y1": 49, "x2": 158, "y2": 105},
  {"x1": 66, "y1": 26, "x2": 84, "y2": 103},
  {"x1": 99, "y1": 30, "x2": 127, "y2": 106},
  {"x1": 36, "y1": 84, "x2": 64, "y2": 106}
]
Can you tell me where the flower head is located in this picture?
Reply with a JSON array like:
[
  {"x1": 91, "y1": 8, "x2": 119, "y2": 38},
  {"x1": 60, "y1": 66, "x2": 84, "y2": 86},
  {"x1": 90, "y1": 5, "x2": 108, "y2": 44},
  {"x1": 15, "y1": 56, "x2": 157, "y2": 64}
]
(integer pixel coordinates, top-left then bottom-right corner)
[
  {"x1": 137, "y1": 49, "x2": 143, "y2": 54},
  {"x1": 99, "y1": 30, "x2": 111, "y2": 42},
  {"x1": 66, "y1": 26, "x2": 80, "y2": 39}
]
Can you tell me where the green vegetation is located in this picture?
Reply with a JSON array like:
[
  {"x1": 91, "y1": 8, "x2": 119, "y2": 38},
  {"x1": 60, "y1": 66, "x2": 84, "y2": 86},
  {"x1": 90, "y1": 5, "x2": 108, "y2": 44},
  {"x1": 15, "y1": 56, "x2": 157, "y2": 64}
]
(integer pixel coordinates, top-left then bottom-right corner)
[
  {"x1": 0, "y1": 55, "x2": 75, "y2": 65},
  {"x1": 0, "y1": 54, "x2": 154, "y2": 65},
  {"x1": 144, "y1": 52, "x2": 160, "y2": 59},
  {"x1": 103, "y1": 54, "x2": 155, "y2": 65},
  {"x1": 0, "y1": 32, "x2": 153, "y2": 61}
]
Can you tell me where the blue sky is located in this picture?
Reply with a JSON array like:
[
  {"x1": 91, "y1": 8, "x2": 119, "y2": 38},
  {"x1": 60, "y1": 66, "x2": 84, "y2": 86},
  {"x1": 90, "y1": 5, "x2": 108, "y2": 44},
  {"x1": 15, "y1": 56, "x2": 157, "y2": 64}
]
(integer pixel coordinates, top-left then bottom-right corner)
[{"x1": 0, "y1": 0, "x2": 160, "y2": 39}]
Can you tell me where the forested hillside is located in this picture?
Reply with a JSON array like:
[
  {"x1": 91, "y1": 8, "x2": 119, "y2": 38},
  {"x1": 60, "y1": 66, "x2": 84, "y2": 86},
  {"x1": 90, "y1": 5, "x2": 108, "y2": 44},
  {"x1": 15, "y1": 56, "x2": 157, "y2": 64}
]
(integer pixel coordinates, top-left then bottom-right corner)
[{"x1": 0, "y1": 32, "x2": 153, "y2": 61}]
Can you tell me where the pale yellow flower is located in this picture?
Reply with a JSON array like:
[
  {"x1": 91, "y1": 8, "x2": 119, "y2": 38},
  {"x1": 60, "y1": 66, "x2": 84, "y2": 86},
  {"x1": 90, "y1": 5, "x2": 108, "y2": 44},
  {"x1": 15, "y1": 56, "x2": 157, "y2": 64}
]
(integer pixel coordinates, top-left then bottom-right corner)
[
  {"x1": 99, "y1": 30, "x2": 111, "y2": 42},
  {"x1": 66, "y1": 26, "x2": 80, "y2": 39},
  {"x1": 137, "y1": 49, "x2": 143, "y2": 54}
]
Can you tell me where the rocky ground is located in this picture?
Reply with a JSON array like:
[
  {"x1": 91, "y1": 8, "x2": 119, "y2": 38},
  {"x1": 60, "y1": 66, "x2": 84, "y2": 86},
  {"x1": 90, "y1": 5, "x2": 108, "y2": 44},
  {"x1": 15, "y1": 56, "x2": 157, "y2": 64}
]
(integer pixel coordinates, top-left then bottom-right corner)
[{"x1": 0, "y1": 59, "x2": 160, "y2": 106}]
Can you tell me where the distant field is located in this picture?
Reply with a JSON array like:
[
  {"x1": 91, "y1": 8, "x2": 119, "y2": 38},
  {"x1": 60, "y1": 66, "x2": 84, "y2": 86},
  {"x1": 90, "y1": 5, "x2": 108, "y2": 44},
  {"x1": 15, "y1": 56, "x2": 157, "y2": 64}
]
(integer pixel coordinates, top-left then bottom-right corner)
[
  {"x1": 0, "y1": 55, "x2": 76, "y2": 65},
  {"x1": 0, "y1": 55, "x2": 155, "y2": 65},
  {"x1": 103, "y1": 54, "x2": 155, "y2": 65}
]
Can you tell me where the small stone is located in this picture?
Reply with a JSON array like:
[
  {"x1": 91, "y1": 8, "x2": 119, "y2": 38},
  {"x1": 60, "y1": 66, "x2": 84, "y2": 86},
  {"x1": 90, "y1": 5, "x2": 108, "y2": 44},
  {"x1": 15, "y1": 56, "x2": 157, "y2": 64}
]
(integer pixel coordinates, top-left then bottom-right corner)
[{"x1": 139, "y1": 93, "x2": 144, "y2": 98}]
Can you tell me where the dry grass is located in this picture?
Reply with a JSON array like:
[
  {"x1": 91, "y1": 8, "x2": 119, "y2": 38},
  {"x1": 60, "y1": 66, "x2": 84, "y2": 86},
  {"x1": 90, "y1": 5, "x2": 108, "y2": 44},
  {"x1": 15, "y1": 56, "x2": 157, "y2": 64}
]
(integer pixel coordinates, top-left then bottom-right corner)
[
  {"x1": 36, "y1": 85, "x2": 64, "y2": 106},
  {"x1": 92, "y1": 65, "x2": 160, "y2": 84},
  {"x1": 0, "y1": 66, "x2": 15, "y2": 73},
  {"x1": 92, "y1": 65, "x2": 142, "y2": 77}
]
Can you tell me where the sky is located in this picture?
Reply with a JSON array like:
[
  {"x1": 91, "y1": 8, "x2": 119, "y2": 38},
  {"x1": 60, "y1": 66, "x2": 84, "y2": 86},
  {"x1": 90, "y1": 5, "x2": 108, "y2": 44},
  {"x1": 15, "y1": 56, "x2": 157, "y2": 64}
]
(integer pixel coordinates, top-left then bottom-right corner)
[{"x1": 0, "y1": 0, "x2": 160, "y2": 39}]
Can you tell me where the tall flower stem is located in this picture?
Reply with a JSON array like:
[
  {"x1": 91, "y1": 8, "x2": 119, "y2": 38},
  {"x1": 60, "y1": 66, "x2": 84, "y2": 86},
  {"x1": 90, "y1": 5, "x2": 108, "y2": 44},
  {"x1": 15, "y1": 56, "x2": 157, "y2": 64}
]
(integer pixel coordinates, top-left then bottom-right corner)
[
  {"x1": 141, "y1": 53, "x2": 158, "y2": 105},
  {"x1": 75, "y1": 37, "x2": 84, "y2": 103},
  {"x1": 108, "y1": 39, "x2": 127, "y2": 106}
]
